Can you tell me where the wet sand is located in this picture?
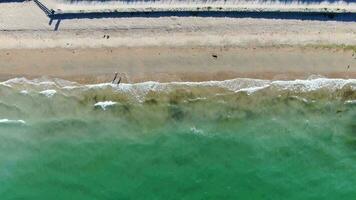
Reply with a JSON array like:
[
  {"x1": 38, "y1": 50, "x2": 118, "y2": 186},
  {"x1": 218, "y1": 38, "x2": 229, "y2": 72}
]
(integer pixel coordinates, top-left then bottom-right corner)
[{"x1": 1, "y1": 46, "x2": 355, "y2": 83}]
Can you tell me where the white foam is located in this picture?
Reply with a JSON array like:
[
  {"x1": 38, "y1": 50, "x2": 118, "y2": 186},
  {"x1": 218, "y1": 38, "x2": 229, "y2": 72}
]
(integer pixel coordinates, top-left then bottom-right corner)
[
  {"x1": 0, "y1": 119, "x2": 26, "y2": 125},
  {"x1": 2, "y1": 77, "x2": 78, "y2": 89},
  {"x1": 39, "y1": 89, "x2": 57, "y2": 97},
  {"x1": 271, "y1": 78, "x2": 355, "y2": 92},
  {"x1": 190, "y1": 126, "x2": 204, "y2": 135},
  {"x1": 63, "y1": 86, "x2": 80, "y2": 90},
  {"x1": 2, "y1": 77, "x2": 356, "y2": 101},
  {"x1": 235, "y1": 85, "x2": 270, "y2": 95},
  {"x1": 0, "y1": 82, "x2": 12, "y2": 88},
  {"x1": 345, "y1": 100, "x2": 356, "y2": 104},
  {"x1": 94, "y1": 101, "x2": 117, "y2": 110},
  {"x1": 3, "y1": 77, "x2": 56, "y2": 86},
  {"x1": 291, "y1": 96, "x2": 309, "y2": 103},
  {"x1": 86, "y1": 83, "x2": 113, "y2": 89},
  {"x1": 55, "y1": 77, "x2": 356, "y2": 95},
  {"x1": 20, "y1": 90, "x2": 29, "y2": 95},
  {"x1": 187, "y1": 97, "x2": 208, "y2": 102}
]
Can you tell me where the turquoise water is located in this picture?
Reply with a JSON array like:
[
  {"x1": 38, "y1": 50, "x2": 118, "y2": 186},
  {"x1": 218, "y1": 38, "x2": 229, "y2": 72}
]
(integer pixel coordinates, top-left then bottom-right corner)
[{"x1": 0, "y1": 77, "x2": 355, "y2": 199}]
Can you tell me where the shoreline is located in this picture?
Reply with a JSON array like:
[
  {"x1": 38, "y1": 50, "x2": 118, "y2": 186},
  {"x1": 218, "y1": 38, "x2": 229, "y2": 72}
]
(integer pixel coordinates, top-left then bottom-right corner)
[{"x1": 1, "y1": 46, "x2": 355, "y2": 83}]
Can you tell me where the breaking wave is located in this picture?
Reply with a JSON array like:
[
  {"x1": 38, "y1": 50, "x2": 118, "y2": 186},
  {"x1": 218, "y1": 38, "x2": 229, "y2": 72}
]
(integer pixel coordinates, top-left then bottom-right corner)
[
  {"x1": 0, "y1": 76, "x2": 355, "y2": 123},
  {"x1": 0, "y1": 119, "x2": 26, "y2": 125},
  {"x1": 2, "y1": 76, "x2": 355, "y2": 96},
  {"x1": 1, "y1": 76, "x2": 356, "y2": 200}
]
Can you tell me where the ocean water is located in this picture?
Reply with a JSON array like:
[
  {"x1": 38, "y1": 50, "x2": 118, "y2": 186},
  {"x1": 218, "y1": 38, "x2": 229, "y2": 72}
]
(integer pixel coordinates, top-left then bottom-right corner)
[{"x1": 0, "y1": 77, "x2": 356, "y2": 199}]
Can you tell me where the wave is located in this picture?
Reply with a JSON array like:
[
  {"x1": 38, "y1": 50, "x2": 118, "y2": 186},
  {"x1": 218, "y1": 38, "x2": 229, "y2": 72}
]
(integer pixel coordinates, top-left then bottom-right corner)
[
  {"x1": 345, "y1": 100, "x2": 356, "y2": 104},
  {"x1": 94, "y1": 101, "x2": 118, "y2": 110},
  {"x1": 1, "y1": 76, "x2": 356, "y2": 96},
  {"x1": 0, "y1": 76, "x2": 355, "y2": 116},
  {"x1": 39, "y1": 89, "x2": 57, "y2": 97},
  {"x1": 0, "y1": 119, "x2": 26, "y2": 125},
  {"x1": 0, "y1": 76, "x2": 355, "y2": 124}
]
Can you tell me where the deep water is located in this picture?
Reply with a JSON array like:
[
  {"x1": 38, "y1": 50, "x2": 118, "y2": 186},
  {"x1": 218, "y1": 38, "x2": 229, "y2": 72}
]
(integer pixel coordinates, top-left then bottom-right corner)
[{"x1": 0, "y1": 77, "x2": 356, "y2": 199}]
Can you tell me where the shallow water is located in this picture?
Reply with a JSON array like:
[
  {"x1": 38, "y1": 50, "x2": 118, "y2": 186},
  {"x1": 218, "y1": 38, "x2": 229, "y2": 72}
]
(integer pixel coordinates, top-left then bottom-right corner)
[{"x1": 0, "y1": 77, "x2": 356, "y2": 199}]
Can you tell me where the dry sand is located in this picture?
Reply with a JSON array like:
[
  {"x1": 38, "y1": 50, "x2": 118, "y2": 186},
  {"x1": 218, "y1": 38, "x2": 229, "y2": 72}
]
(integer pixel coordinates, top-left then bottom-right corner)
[{"x1": 1, "y1": 1, "x2": 356, "y2": 83}]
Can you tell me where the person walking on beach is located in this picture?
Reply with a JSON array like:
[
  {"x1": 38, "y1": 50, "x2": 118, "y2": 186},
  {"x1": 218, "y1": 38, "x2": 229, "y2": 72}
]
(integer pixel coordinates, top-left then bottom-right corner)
[
  {"x1": 112, "y1": 72, "x2": 118, "y2": 84},
  {"x1": 111, "y1": 72, "x2": 121, "y2": 85},
  {"x1": 117, "y1": 77, "x2": 121, "y2": 85}
]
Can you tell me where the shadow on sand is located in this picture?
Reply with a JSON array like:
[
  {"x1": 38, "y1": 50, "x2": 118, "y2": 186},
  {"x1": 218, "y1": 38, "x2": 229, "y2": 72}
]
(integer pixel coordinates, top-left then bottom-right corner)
[
  {"x1": 33, "y1": 0, "x2": 356, "y2": 31},
  {"x1": 50, "y1": 11, "x2": 356, "y2": 21}
]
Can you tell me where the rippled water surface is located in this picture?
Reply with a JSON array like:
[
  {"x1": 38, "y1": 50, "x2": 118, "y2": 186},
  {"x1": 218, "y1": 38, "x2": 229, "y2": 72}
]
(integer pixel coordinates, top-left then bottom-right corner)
[{"x1": 0, "y1": 77, "x2": 355, "y2": 199}]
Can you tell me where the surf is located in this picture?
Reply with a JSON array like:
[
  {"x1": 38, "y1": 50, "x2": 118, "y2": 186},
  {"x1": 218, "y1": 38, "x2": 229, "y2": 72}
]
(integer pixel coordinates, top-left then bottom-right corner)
[
  {"x1": 0, "y1": 76, "x2": 355, "y2": 123},
  {"x1": 0, "y1": 76, "x2": 355, "y2": 199}
]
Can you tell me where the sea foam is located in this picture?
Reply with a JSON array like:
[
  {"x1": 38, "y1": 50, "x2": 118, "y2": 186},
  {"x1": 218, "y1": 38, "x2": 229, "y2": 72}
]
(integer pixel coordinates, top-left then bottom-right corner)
[
  {"x1": 0, "y1": 119, "x2": 26, "y2": 125},
  {"x1": 345, "y1": 100, "x2": 356, "y2": 104},
  {"x1": 1, "y1": 77, "x2": 355, "y2": 100},
  {"x1": 39, "y1": 90, "x2": 57, "y2": 97},
  {"x1": 94, "y1": 101, "x2": 118, "y2": 110}
]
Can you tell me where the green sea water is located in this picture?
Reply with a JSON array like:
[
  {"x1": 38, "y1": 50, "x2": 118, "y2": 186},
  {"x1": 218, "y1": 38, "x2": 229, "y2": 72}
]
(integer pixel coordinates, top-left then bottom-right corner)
[{"x1": 0, "y1": 77, "x2": 356, "y2": 199}]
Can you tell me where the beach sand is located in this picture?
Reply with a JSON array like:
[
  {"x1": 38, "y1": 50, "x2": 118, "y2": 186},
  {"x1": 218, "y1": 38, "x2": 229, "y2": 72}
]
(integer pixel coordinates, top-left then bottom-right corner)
[
  {"x1": 1, "y1": 46, "x2": 355, "y2": 83},
  {"x1": 0, "y1": 1, "x2": 356, "y2": 83}
]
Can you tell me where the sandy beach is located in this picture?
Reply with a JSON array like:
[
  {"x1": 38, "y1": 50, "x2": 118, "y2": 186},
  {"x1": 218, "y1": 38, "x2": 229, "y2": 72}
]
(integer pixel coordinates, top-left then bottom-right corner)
[
  {"x1": 1, "y1": 47, "x2": 355, "y2": 83},
  {"x1": 0, "y1": 1, "x2": 356, "y2": 83}
]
